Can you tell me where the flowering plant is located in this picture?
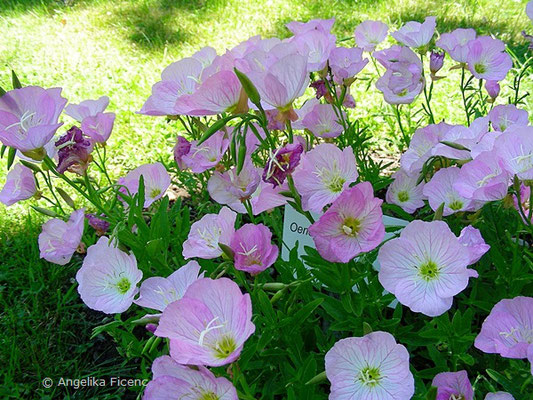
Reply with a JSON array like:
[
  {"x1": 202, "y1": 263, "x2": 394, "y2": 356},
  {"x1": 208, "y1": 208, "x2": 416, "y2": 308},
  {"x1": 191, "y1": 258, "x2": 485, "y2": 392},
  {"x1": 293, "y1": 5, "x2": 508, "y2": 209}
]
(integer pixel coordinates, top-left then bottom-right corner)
[{"x1": 1, "y1": 7, "x2": 533, "y2": 399}]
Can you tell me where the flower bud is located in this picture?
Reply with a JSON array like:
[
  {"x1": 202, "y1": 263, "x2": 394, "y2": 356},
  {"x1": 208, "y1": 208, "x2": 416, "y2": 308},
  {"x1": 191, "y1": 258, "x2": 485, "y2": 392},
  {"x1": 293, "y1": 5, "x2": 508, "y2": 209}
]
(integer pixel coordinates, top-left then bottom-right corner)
[
  {"x1": 485, "y1": 80, "x2": 500, "y2": 101},
  {"x1": 429, "y1": 51, "x2": 444, "y2": 75}
]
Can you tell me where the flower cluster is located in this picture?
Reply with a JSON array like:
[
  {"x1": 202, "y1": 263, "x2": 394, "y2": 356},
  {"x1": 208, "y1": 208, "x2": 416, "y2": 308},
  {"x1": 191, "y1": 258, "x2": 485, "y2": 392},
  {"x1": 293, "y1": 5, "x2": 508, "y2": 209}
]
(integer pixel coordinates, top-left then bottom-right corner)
[{"x1": 1, "y1": 6, "x2": 532, "y2": 399}]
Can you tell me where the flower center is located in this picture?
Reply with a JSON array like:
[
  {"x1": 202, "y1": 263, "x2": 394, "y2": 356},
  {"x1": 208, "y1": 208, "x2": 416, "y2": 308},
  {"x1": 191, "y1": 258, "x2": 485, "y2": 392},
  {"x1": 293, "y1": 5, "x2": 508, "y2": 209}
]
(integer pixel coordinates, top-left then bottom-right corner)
[
  {"x1": 342, "y1": 217, "x2": 361, "y2": 237},
  {"x1": 397, "y1": 190, "x2": 410, "y2": 202},
  {"x1": 450, "y1": 395, "x2": 465, "y2": 400},
  {"x1": 474, "y1": 63, "x2": 486, "y2": 74},
  {"x1": 150, "y1": 188, "x2": 162, "y2": 198},
  {"x1": 200, "y1": 393, "x2": 220, "y2": 400},
  {"x1": 419, "y1": 260, "x2": 440, "y2": 281},
  {"x1": 327, "y1": 175, "x2": 346, "y2": 193},
  {"x1": 116, "y1": 277, "x2": 131, "y2": 294},
  {"x1": 449, "y1": 200, "x2": 463, "y2": 210},
  {"x1": 214, "y1": 335, "x2": 237, "y2": 359},
  {"x1": 358, "y1": 366, "x2": 381, "y2": 387}
]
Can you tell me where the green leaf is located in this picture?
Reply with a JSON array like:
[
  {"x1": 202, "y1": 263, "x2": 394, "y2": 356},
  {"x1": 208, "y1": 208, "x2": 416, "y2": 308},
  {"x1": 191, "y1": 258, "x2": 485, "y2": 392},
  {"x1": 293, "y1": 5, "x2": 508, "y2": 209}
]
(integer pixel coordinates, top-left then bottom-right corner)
[
  {"x1": 425, "y1": 386, "x2": 437, "y2": 400},
  {"x1": 433, "y1": 202, "x2": 445, "y2": 220},
  {"x1": 56, "y1": 187, "x2": 76, "y2": 209},
  {"x1": 11, "y1": 70, "x2": 22, "y2": 89},
  {"x1": 197, "y1": 114, "x2": 241, "y2": 145},
  {"x1": 6, "y1": 147, "x2": 16, "y2": 170},
  {"x1": 0, "y1": 86, "x2": 6, "y2": 96},
  {"x1": 234, "y1": 67, "x2": 261, "y2": 107}
]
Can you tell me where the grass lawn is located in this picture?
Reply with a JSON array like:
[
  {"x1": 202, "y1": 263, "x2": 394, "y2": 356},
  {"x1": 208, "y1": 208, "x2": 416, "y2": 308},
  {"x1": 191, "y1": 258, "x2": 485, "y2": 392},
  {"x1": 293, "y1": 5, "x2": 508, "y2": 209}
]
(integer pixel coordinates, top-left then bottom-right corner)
[{"x1": 0, "y1": 0, "x2": 531, "y2": 397}]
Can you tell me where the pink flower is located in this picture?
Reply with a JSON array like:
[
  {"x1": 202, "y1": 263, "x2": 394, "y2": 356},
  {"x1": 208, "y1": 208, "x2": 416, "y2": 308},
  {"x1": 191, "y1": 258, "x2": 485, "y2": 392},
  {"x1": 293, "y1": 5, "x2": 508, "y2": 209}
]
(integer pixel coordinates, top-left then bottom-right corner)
[
  {"x1": 230, "y1": 223, "x2": 278, "y2": 274},
  {"x1": 0, "y1": 163, "x2": 36, "y2": 206},
  {"x1": 55, "y1": 126, "x2": 94, "y2": 175},
  {"x1": 528, "y1": 1, "x2": 533, "y2": 22},
  {"x1": 139, "y1": 50, "x2": 215, "y2": 116},
  {"x1": 182, "y1": 207, "x2": 237, "y2": 259},
  {"x1": 173, "y1": 136, "x2": 192, "y2": 169},
  {"x1": 309, "y1": 182, "x2": 384, "y2": 263},
  {"x1": 375, "y1": 46, "x2": 425, "y2": 104},
  {"x1": 181, "y1": 130, "x2": 230, "y2": 173},
  {"x1": 454, "y1": 151, "x2": 510, "y2": 202},
  {"x1": 65, "y1": 96, "x2": 115, "y2": 143},
  {"x1": 155, "y1": 277, "x2": 255, "y2": 367},
  {"x1": 485, "y1": 80, "x2": 500, "y2": 100},
  {"x1": 292, "y1": 29, "x2": 336, "y2": 72},
  {"x1": 423, "y1": 167, "x2": 475, "y2": 215},
  {"x1": 292, "y1": 143, "x2": 358, "y2": 213},
  {"x1": 176, "y1": 70, "x2": 244, "y2": 116},
  {"x1": 208, "y1": 161, "x2": 286, "y2": 215},
  {"x1": 432, "y1": 370, "x2": 473, "y2": 400},
  {"x1": 85, "y1": 213, "x2": 109, "y2": 235},
  {"x1": 386, "y1": 169, "x2": 425, "y2": 213},
  {"x1": 378, "y1": 220, "x2": 477, "y2": 317},
  {"x1": 436, "y1": 28, "x2": 476, "y2": 63},
  {"x1": 513, "y1": 184, "x2": 532, "y2": 224},
  {"x1": 466, "y1": 36, "x2": 512, "y2": 81},
  {"x1": 143, "y1": 355, "x2": 238, "y2": 400},
  {"x1": 488, "y1": 104, "x2": 529, "y2": 132},
  {"x1": 495, "y1": 125, "x2": 533, "y2": 180},
  {"x1": 134, "y1": 261, "x2": 204, "y2": 312},
  {"x1": 263, "y1": 143, "x2": 303, "y2": 187},
  {"x1": 329, "y1": 46, "x2": 368, "y2": 83},
  {"x1": 432, "y1": 116, "x2": 489, "y2": 161},
  {"x1": 0, "y1": 86, "x2": 67, "y2": 157},
  {"x1": 354, "y1": 20, "x2": 389, "y2": 52},
  {"x1": 119, "y1": 162, "x2": 171, "y2": 208},
  {"x1": 76, "y1": 236, "x2": 142, "y2": 314},
  {"x1": 400, "y1": 122, "x2": 453, "y2": 173},
  {"x1": 301, "y1": 103, "x2": 344, "y2": 138},
  {"x1": 458, "y1": 225, "x2": 490, "y2": 265},
  {"x1": 38, "y1": 209, "x2": 85, "y2": 265},
  {"x1": 475, "y1": 296, "x2": 533, "y2": 360},
  {"x1": 247, "y1": 52, "x2": 309, "y2": 116},
  {"x1": 325, "y1": 331, "x2": 414, "y2": 400},
  {"x1": 485, "y1": 393, "x2": 515, "y2": 400},
  {"x1": 391, "y1": 16, "x2": 437, "y2": 49},
  {"x1": 286, "y1": 18, "x2": 335, "y2": 35}
]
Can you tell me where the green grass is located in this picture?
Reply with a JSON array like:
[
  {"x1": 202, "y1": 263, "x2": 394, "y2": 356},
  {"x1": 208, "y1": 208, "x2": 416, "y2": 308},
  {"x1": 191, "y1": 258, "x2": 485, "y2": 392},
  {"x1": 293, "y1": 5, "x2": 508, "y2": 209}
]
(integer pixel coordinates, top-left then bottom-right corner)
[{"x1": 0, "y1": 0, "x2": 532, "y2": 397}]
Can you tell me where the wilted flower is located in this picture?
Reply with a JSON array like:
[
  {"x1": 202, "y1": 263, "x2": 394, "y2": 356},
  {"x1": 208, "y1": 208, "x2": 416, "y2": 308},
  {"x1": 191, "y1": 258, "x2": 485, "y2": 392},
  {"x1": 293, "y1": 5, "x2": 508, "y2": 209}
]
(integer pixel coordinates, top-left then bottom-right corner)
[
  {"x1": 0, "y1": 163, "x2": 37, "y2": 206},
  {"x1": 55, "y1": 126, "x2": 94, "y2": 175},
  {"x1": 155, "y1": 277, "x2": 255, "y2": 367},
  {"x1": 292, "y1": 143, "x2": 358, "y2": 213},
  {"x1": 436, "y1": 28, "x2": 476, "y2": 63},
  {"x1": 513, "y1": 184, "x2": 532, "y2": 224},
  {"x1": 230, "y1": 223, "x2": 278, "y2": 274},
  {"x1": 391, "y1": 16, "x2": 437, "y2": 50},
  {"x1": 458, "y1": 225, "x2": 490, "y2": 265},
  {"x1": 485, "y1": 80, "x2": 500, "y2": 100},
  {"x1": 354, "y1": 20, "x2": 389, "y2": 52},
  {"x1": 386, "y1": 169, "x2": 426, "y2": 213},
  {"x1": 65, "y1": 96, "x2": 115, "y2": 143},
  {"x1": 143, "y1": 355, "x2": 238, "y2": 400},
  {"x1": 423, "y1": 167, "x2": 475, "y2": 215},
  {"x1": 0, "y1": 86, "x2": 66, "y2": 158},
  {"x1": 400, "y1": 122, "x2": 453, "y2": 173},
  {"x1": 466, "y1": 36, "x2": 512, "y2": 81},
  {"x1": 265, "y1": 109, "x2": 285, "y2": 130},
  {"x1": 378, "y1": 220, "x2": 478, "y2": 317},
  {"x1": 118, "y1": 162, "x2": 171, "y2": 208},
  {"x1": 325, "y1": 331, "x2": 414, "y2": 400},
  {"x1": 38, "y1": 208, "x2": 85, "y2": 265},
  {"x1": 173, "y1": 136, "x2": 192, "y2": 169},
  {"x1": 430, "y1": 50, "x2": 445, "y2": 75},
  {"x1": 495, "y1": 125, "x2": 533, "y2": 180},
  {"x1": 76, "y1": 236, "x2": 142, "y2": 314},
  {"x1": 182, "y1": 206, "x2": 237, "y2": 259},
  {"x1": 485, "y1": 393, "x2": 515, "y2": 400},
  {"x1": 301, "y1": 103, "x2": 345, "y2": 138},
  {"x1": 328, "y1": 46, "x2": 368, "y2": 84},
  {"x1": 263, "y1": 143, "x2": 303, "y2": 187},
  {"x1": 134, "y1": 261, "x2": 204, "y2": 312},
  {"x1": 475, "y1": 296, "x2": 533, "y2": 363},
  {"x1": 310, "y1": 80, "x2": 328, "y2": 99},
  {"x1": 488, "y1": 105, "x2": 529, "y2": 132},
  {"x1": 432, "y1": 370, "x2": 473, "y2": 400},
  {"x1": 454, "y1": 151, "x2": 510, "y2": 202},
  {"x1": 181, "y1": 130, "x2": 230, "y2": 173},
  {"x1": 309, "y1": 182, "x2": 384, "y2": 263},
  {"x1": 85, "y1": 214, "x2": 110, "y2": 236}
]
